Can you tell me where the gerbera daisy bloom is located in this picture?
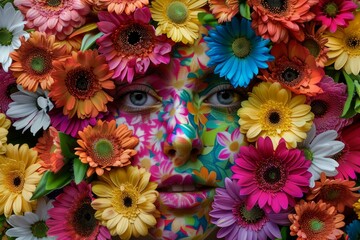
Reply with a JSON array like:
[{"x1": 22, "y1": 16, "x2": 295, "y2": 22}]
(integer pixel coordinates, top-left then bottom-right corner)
[
  {"x1": 248, "y1": 0, "x2": 318, "y2": 43},
  {"x1": 0, "y1": 143, "x2": 41, "y2": 217},
  {"x1": 204, "y1": 17, "x2": 274, "y2": 88},
  {"x1": 0, "y1": 113, "x2": 11, "y2": 154},
  {"x1": 0, "y1": 2, "x2": 29, "y2": 72},
  {"x1": 14, "y1": 0, "x2": 90, "y2": 40},
  {"x1": 33, "y1": 126, "x2": 64, "y2": 174},
  {"x1": 314, "y1": 0, "x2": 357, "y2": 33},
  {"x1": 237, "y1": 82, "x2": 314, "y2": 148},
  {"x1": 75, "y1": 119, "x2": 139, "y2": 176},
  {"x1": 303, "y1": 23, "x2": 329, "y2": 68},
  {"x1": 346, "y1": 220, "x2": 360, "y2": 239},
  {"x1": 47, "y1": 181, "x2": 111, "y2": 240},
  {"x1": 261, "y1": 40, "x2": 324, "y2": 96},
  {"x1": 0, "y1": 67, "x2": 17, "y2": 113},
  {"x1": 54, "y1": 34, "x2": 83, "y2": 53},
  {"x1": 325, "y1": 11, "x2": 360, "y2": 75},
  {"x1": 91, "y1": 166, "x2": 158, "y2": 240},
  {"x1": 307, "y1": 173, "x2": 360, "y2": 213},
  {"x1": 6, "y1": 198, "x2": 54, "y2": 239},
  {"x1": 289, "y1": 200, "x2": 345, "y2": 239},
  {"x1": 9, "y1": 31, "x2": 68, "y2": 92},
  {"x1": 232, "y1": 137, "x2": 312, "y2": 213},
  {"x1": 6, "y1": 85, "x2": 54, "y2": 136},
  {"x1": 210, "y1": 178, "x2": 290, "y2": 240},
  {"x1": 298, "y1": 125, "x2": 344, "y2": 188},
  {"x1": 208, "y1": 0, "x2": 239, "y2": 23},
  {"x1": 354, "y1": 199, "x2": 360, "y2": 219},
  {"x1": 49, "y1": 49, "x2": 115, "y2": 119},
  {"x1": 150, "y1": 0, "x2": 207, "y2": 44},
  {"x1": 98, "y1": 0, "x2": 148, "y2": 15},
  {"x1": 333, "y1": 122, "x2": 360, "y2": 180},
  {"x1": 307, "y1": 76, "x2": 352, "y2": 134},
  {"x1": 97, "y1": 7, "x2": 171, "y2": 83}
]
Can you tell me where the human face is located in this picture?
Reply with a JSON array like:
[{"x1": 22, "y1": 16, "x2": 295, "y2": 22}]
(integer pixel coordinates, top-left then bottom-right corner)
[{"x1": 113, "y1": 59, "x2": 247, "y2": 239}]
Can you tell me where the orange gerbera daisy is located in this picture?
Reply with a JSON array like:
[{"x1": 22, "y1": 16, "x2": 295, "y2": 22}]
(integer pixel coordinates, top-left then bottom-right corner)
[
  {"x1": 54, "y1": 34, "x2": 83, "y2": 53},
  {"x1": 307, "y1": 173, "x2": 360, "y2": 213},
  {"x1": 99, "y1": 0, "x2": 149, "y2": 15},
  {"x1": 261, "y1": 40, "x2": 324, "y2": 96},
  {"x1": 248, "y1": 0, "x2": 318, "y2": 43},
  {"x1": 208, "y1": 0, "x2": 239, "y2": 23},
  {"x1": 49, "y1": 49, "x2": 115, "y2": 119},
  {"x1": 75, "y1": 119, "x2": 139, "y2": 177},
  {"x1": 33, "y1": 126, "x2": 64, "y2": 174},
  {"x1": 303, "y1": 23, "x2": 329, "y2": 68},
  {"x1": 289, "y1": 200, "x2": 345, "y2": 240},
  {"x1": 9, "y1": 31, "x2": 67, "y2": 92}
]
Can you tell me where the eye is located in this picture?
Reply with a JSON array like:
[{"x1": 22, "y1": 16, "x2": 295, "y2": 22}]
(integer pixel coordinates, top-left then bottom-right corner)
[
  {"x1": 204, "y1": 84, "x2": 243, "y2": 110},
  {"x1": 207, "y1": 90, "x2": 237, "y2": 105}
]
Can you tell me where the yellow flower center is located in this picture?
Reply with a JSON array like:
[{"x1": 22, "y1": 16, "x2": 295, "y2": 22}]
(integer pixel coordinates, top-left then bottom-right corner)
[
  {"x1": 0, "y1": 28, "x2": 12, "y2": 46},
  {"x1": 166, "y1": 1, "x2": 189, "y2": 24},
  {"x1": 112, "y1": 183, "x2": 140, "y2": 222},
  {"x1": 324, "y1": 2, "x2": 338, "y2": 18},
  {"x1": 259, "y1": 100, "x2": 291, "y2": 136},
  {"x1": 229, "y1": 141, "x2": 239, "y2": 152},
  {"x1": 232, "y1": 37, "x2": 251, "y2": 58}
]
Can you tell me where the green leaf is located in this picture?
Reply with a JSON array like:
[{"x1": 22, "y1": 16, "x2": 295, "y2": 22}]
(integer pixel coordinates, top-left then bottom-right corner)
[
  {"x1": 341, "y1": 72, "x2": 356, "y2": 118},
  {"x1": 31, "y1": 171, "x2": 53, "y2": 200},
  {"x1": 45, "y1": 164, "x2": 72, "y2": 191},
  {"x1": 355, "y1": 98, "x2": 360, "y2": 113},
  {"x1": 239, "y1": 2, "x2": 251, "y2": 20},
  {"x1": 73, "y1": 158, "x2": 88, "y2": 184},
  {"x1": 59, "y1": 132, "x2": 78, "y2": 160},
  {"x1": 198, "y1": 12, "x2": 218, "y2": 27},
  {"x1": 80, "y1": 32, "x2": 103, "y2": 51}
]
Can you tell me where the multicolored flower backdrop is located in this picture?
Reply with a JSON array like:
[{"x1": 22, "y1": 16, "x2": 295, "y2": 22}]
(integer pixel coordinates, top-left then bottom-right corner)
[{"x1": 0, "y1": 0, "x2": 360, "y2": 239}]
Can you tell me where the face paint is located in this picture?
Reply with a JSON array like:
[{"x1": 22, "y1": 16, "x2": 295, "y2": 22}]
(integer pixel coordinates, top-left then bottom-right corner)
[{"x1": 114, "y1": 36, "x2": 248, "y2": 239}]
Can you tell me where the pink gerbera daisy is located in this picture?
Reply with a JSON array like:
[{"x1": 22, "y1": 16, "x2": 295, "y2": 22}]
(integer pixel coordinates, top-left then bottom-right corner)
[
  {"x1": 232, "y1": 137, "x2": 311, "y2": 213},
  {"x1": 314, "y1": 0, "x2": 357, "y2": 33},
  {"x1": 307, "y1": 76, "x2": 353, "y2": 134},
  {"x1": 334, "y1": 122, "x2": 360, "y2": 180},
  {"x1": 96, "y1": 7, "x2": 172, "y2": 83},
  {"x1": 47, "y1": 181, "x2": 111, "y2": 240},
  {"x1": 14, "y1": 0, "x2": 91, "y2": 40},
  {"x1": 0, "y1": 67, "x2": 17, "y2": 114}
]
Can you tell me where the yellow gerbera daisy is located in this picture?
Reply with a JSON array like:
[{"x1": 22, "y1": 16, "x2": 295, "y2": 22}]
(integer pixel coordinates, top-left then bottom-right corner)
[
  {"x1": 150, "y1": 0, "x2": 207, "y2": 44},
  {"x1": 354, "y1": 198, "x2": 360, "y2": 219},
  {"x1": 325, "y1": 11, "x2": 360, "y2": 75},
  {"x1": 238, "y1": 82, "x2": 314, "y2": 148},
  {"x1": 0, "y1": 144, "x2": 42, "y2": 217},
  {"x1": 0, "y1": 113, "x2": 11, "y2": 154},
  {"x1": 91, "y1": 166, "x2": 158, "y2": 240}
]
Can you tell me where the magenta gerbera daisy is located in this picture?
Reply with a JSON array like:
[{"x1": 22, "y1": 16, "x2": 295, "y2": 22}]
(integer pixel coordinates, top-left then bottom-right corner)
[
  {"x1": 14, "y1": 0, "x2": 91, "y2": 40},
  {"x1": 96, "y1": 7, "x2": 172, "y2": 83},
  {"x1": 314, "y1": 0, "x2": 357, "y2": 33},
  {"x1": 46, "y1": 181, "x2": 111, "y2": 240},
  {"x1": 210, "y1": 178, "x2": 290, "y2": 240},
  {"x1": 307, "y1": 76, "x2": 353, "y2": 134},
  {"x1": 232, "y1": 137, "x2": 311, "y2": 213},
  {"x1": 0, "y1": 67, "x2": 17, "y2": 114}
]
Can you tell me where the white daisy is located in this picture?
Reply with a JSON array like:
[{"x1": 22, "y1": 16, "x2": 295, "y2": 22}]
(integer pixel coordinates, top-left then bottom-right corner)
[
  {"x1": 6, "y1": 198, "x2": 55, "y2": 240},
  {"x1": 0, "y1": 2, "x2": 29, "y2": 72},
  {"x1": 6, "y1": 85, "x2": 54, "y2": 135},
  {"x1": 299, "y1": 125, "x2": 345, "y2": 188}
]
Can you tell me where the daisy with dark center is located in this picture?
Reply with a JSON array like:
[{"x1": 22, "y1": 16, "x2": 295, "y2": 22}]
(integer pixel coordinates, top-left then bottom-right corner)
[
  {"x1": 14, "y1": 0, "x2": 90, "y2": 40},
  {"x1": 97, "y1": 7, "x2": 171, "y2": 83},
  {"x1": 0, "y1": 144, "x2": 42, "y2": 217},
  {"x1": 306, "y1": 76, "x2": 352, "y2": 134},
  {"x1": 49, "y1": 49, "x2": 115, "y2": 119},
  {"x1": 98, "y1": 0, "x2": 149, "y2": 15},
  {"x1": 210, "y1": 178, "x2": 290, "y2": 239},
  {"x1": 237, "y1": 82, "x2": 314, "y2": 149},
  {"x1": 0, "y1": 113, "x2": 11, "y2": 154},
  {"x1": 232, "y1": 137, "x2": 311, "y2": 213},
  {"x1": 47, "y1": 181, "x2": 111, "y2": 239},
  {"x1": 0, "y1": 67, "x2": 17, "y2": 114},
  {"x1": 314, "y1": 0, "x2": 357, "y2": 33},
  {"x1": 303, "y1": 23, "x2": 329, "y2": 68},
  {"x1": 91, "y1": 166, "x2": 158, "y2": 240},
  {"x1": 261, "y1": 40, "x2": 324, "y2": 96},
  {"x1": 248, "y1": 0, "x2": 318, "y2": 43},
  {"x1": 289, "y1": 200, "x2": 345, "y2": 239},
  {"x1": 208, "y1": 0, "x2": 239, "y2": 23},
  {"x1": 325, "y1": 11, "x2": 360, "y2": 75},
  {"x1": 9, "y1": 31, "x2": 68, "y2": 92},
  {"x1": 307, "y1": 173, "x2": 360, "y2": 213},
  {"x1": 75, "y1": 119, "x2": 139, "y2": 177},
  {"x1": 150, "y1": 0, "x2": 207, "y2": 44}
]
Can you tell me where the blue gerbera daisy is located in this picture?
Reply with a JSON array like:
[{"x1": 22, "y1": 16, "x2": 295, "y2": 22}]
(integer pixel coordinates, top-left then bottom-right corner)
[
  {"x1": 346, "y1": 220, "x2": 360, "y2": 240},
  {"x1": 204, "y1": 17, "x2": 274, "y2": 87}
]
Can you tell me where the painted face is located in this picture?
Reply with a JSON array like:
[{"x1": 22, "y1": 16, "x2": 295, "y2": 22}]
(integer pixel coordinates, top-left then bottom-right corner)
[{"x1": 113, "y1": 45, "x2": 248, "y2": 239}]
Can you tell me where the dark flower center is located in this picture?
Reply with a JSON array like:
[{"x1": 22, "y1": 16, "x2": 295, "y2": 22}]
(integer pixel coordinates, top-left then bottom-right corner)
[
  {"x1": 0, "y1": 28, "x2": 13, "y2": 46},
  {"x1": 310, "y1": 100, "x2": 328, "y2": 117},
  {"x1": 303, "y1": 38, "x2": 320, "y2": 58},
  {"x1": 26, "y1": 50, "x2": 53, "y2": 75},
  {"x1": 13, "y1": 176, "x2": 21, "y2": 186},
  {"x1": 281, "y1": 67, "x2": 300, "y2": 82},
  {"x1": 320, "y1": 185, "x2": 344, "y2": 202},
  {"x1": 31, "y1": 221, "x2": 48, "y2": 238},
  {"x1": 128, "y1": 31, "x2": 141, "y2": 45},
  {"x1": 324, "y1": 2, "x2": 338, "y2": 18},
  {"x1": 47, "y1": 0, "x2": 61, "y2": 7},
  {"x1": 65, "y1": 68, "x2": 99, "y2": 100},
  {"x1": 269, "y1": 111, "x2": 280, "y2": 124},
  {"x1": 256, "y1": 160, "x2": 287, "y2": 192},
  {"x1": 232, "y1": 37, "x2": 251, "y2": 58},
  {"x1": 123, "y1": 196, "x2": 133, "y2": 207},
  {"x1": 346, "y1": 37, "x2": 360, "y2": 49},
  {"x1": 92, "y1": 138, "x2": 115, "y2": 166},
  {"x1": 261, "y1": 0, "x2": 287, "y2": 14},
  {"x1": 6, "y1": 83, "x2": 18, "y2": 100},
  {"x1": 167, "y1": 1, "x2": 188, "y2": 24},
  {"x1": 72, "y1": 200, "x2": 98, "y2": 237},
  {"x1": 240, "y1": 205, "x2": 265, "y2": 223},
  {"x1": 263, "y1": 166, "x2": 281, "y2": 184}
]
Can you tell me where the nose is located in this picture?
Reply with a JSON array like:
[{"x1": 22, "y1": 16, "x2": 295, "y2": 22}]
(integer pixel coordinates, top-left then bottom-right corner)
[{"x1": 164, "y1": 126, "x2": 203, "y2": 167}]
